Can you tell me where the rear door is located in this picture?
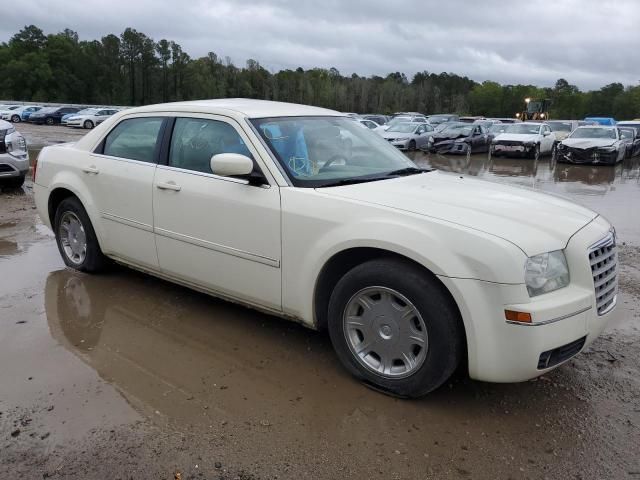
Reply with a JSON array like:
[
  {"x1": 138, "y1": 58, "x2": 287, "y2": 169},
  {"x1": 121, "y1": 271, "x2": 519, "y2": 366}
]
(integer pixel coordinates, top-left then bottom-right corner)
[
  {"x1": 88, "y1": 115, "x2": 167, "y2": 268},
  {"x1": 152, "y1": 115, "x2": 282, "y2": 310}
]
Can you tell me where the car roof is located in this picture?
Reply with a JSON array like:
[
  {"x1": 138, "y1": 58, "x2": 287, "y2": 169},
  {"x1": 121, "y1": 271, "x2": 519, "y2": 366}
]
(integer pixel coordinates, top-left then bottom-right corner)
[
  {"x1": 575, "y1": 125, "x2": 615, "y2": 129},
  {"x1": 127, "y1": 99, "x2": 342, "y2": 119}
]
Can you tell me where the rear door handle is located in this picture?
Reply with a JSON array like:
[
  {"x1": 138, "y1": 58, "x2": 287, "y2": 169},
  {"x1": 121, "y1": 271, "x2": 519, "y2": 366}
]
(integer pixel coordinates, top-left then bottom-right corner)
[
  {"x1": 82, "y1": 165, "x2": 99, "y2": 174},
  {"x1": 156, "y1": 181, "x2": 181, "y2": 192}
]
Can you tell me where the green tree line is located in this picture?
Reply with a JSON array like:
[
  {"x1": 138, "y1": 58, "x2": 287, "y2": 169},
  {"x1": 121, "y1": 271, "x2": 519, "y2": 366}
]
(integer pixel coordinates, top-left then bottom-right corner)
[{"x1": 1, "y1": 25, "x2": 639, "y2": 119}]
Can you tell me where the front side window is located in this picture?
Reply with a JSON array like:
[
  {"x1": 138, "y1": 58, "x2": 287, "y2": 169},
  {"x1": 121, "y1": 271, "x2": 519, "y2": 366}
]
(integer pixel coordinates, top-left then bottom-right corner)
[
  {"x1": 169, "y1": 118, "x2": 253, "y2": 174},
  {"x1": 251, "y1": 116, "x2": 417, "y2": 187},
  {"x1": 103, "y1": 117, "x2": 164, "y2": 163}
]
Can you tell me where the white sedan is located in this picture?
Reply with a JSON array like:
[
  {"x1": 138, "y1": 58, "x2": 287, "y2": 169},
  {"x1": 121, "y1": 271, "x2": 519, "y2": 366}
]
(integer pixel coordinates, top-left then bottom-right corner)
[
  {"x1": 33, "y1": 99, "x2": 617, "y2": 397},
  {"x1": 66, "y1": 108, "x2": 120, "y2": 129},
  {"x1": 491, "y1": 122, "x2": 556, "y2": 158}
]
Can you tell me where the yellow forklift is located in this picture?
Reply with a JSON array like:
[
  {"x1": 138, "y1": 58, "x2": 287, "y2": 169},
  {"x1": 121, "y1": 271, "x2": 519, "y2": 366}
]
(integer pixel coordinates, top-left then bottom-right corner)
[{"x1": 516, "y1": 98, "x2": 551, "y2": 121}]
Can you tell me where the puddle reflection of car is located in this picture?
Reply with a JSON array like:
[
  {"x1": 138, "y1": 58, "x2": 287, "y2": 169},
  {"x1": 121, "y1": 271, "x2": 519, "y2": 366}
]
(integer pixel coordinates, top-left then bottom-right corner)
[
  {"x1": 553, "y1": 163, "x2": 618, "y2": 186},
  {"x1": 423, "y1": 123, "x2": 492, "y2": 155},
  {"x1": 489, "y1": 156, "x2": 538, "y2": 177},
  {"x1": 34, "y1": 99, "x2": 618, "y2": 398},
  {"x1": 557, "y1": 126, "x2": 626, "y2": 165}
]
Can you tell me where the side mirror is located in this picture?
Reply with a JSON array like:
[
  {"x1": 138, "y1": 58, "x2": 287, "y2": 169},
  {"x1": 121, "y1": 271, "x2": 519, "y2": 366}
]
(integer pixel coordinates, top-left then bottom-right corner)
[{"x1": 210, "y1": 153, "x2": 254, "y2": 177}]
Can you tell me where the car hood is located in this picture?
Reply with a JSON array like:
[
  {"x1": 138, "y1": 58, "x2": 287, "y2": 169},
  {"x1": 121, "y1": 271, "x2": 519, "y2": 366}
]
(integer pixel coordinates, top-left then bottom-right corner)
[
  {"x1": 494, "y1": 133, "x2": 539, "y2": 143},
  {"x1": 562, "y1": 138, "x2": 616, "y2": 149},
  {"x1": 320, "y1": 171, "x2": 597, "y2": 256}
]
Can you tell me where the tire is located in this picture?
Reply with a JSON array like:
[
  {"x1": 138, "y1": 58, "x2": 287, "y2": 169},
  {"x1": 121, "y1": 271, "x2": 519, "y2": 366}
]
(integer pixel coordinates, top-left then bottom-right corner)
[
  {"x1": 11, "y1": 114, "x2": 20, "y2": 123},
  {"x1": 45, "y1": 117, "x2": 55, "y2": 125},
  {"x1": 83, "y1": 120, "x2": 94, "y2": 129},
  {"x1": 1, "y1": 174, "x2": 25, "y2": 189},
  {"x1": 530, "y1": 144, "x2": 540, "y2": 160},
  {"x1": 54, "y1": 197, "x2": 108, "y2": 273},
  {"x1": 408, "y1": 140, "x2": 416, "y2": 151},
  {"x1": 327, "y1": 258, "x2": 463, "y2": 398}
]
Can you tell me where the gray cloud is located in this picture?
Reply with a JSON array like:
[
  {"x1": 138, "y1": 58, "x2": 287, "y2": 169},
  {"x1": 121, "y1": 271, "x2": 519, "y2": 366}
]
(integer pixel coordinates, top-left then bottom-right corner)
[{"x1": 2, "y1": 0, "x2": 638, "y2": 89}]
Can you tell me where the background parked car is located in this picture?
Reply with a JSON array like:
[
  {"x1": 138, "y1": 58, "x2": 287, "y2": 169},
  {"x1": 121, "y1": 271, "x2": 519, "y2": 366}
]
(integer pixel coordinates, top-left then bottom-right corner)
[
  {"x1": 381, "y1": 122, "x2": 434, "y2": 150},
  {"x1": 584, "y1": 117, "x2": 616, "y2": 126},
  {"x1": 61, "y1": 107, "x2": 92, "y2": 125},
  {"x1": 491, "y1": 122, "x2": 555, "y2": 158},
  {"x1": 423, "y1": 122, "x2": 492, "y2": 154},
  {"x1": 66, "y1": 108, "x2": 120, "y2": 129},
  {"x1": 357, "y1": 119, "x2": 381, "y2": 130},
  {"x1": 0, "y1": 105, "x2": 43, "y2": 122},
  {"x1": 426, "y1": 114, "x2": 459, "y2": 125},
  {"x1": 28, "y1": 106, "x2": 80, "y2": 125},
  {"x1": 618, "y1": 127, "x2": 640, "y2": 158},
  {"x1": 546, "y1": 120, "x2": 579, "y2": 142},
  {"x1": 0, "y1": 105, "x2": 22, "y2": 121},
  {"x1": 0, "y1": 119, "x2": 29, "y2": 188},
  {"x1": 361, "y1": 114, "x2": 389, "y2": 125},
  {"x1": 556, "y1": 126, "x2": 626, "y2": 164}
]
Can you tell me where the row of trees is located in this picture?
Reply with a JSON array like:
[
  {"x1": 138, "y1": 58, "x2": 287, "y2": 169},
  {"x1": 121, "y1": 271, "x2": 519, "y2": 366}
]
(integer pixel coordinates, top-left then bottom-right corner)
[{"x1": 1, "y1": 25, "x2": 639, "y2": 120}]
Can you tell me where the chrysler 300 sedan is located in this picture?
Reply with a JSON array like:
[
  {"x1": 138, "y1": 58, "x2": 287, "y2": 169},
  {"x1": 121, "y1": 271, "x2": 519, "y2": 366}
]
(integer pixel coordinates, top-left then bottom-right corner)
[{"x1": 33, "y1": 99, "x2": 617, "y2": 397}]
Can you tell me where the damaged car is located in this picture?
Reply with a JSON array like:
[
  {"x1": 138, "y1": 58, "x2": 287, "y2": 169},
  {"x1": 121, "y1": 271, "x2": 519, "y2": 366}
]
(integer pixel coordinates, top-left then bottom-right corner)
[
  {"x1": 422, "y1": 122, "x2": 492, "y2": 155},
  {"x1": 381, "y1": 122, "x2": 434, "y2": 150},
  {"x1": 618, "y1": 127, "x2": 640, "y2": 158},
  {"x1": 491, "y1": 122, "x2": 555, "y2": 159},
  {"x1": 556, "y1": 126, "x2": 626, "y2": 165}
]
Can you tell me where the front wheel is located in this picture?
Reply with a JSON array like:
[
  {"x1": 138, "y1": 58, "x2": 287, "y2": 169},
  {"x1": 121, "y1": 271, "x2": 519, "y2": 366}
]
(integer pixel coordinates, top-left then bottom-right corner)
[
  {"x1": 327, "y1": 258, "x2": 463, "y2": 398},
  {"x1": 45, "y1": 117, "x2": 54, "y2": 125},
  {"x1": 83, "y1": 120, "x2": 94, "y2": 129},
  {"x1": 11, "y1": 114, "x2": 20, "y2": 123},
  {"x1": 408, "y1": 140, "x2": 416, "y2": 151},
  {"x1": 530, "y1": 144, "x2": 540, "y2": 160},
  {"x1": 54, "y1": 197, "x2": 108, "y2": 273}
]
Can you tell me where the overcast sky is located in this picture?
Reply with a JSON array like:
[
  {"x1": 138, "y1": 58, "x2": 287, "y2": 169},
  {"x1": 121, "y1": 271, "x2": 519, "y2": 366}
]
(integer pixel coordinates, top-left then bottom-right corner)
[{"x1": 3, "y1": 0, "x2": 639, "y2": 90}]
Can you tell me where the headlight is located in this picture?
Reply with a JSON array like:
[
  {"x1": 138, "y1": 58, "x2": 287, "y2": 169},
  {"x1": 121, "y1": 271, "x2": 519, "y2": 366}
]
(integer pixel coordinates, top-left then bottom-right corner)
[
  {"x1": 598, "y1": 146, "x2": 616, "y2": 152},
  {"x1": 557, "y1": 143, "x2": 566, "y2": 150},
  {"x1": 524, "y1": 250, "x2": 569, "y2": 297}
]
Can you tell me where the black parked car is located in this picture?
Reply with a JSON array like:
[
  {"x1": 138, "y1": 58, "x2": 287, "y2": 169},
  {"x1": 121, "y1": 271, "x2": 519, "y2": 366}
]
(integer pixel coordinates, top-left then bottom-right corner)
[
  {"x1": 421, "y1": 122, "x2": 492, "y2": 155},
  {"x1": 28, "y1": 106, "x2": 80, "y2": 125}
]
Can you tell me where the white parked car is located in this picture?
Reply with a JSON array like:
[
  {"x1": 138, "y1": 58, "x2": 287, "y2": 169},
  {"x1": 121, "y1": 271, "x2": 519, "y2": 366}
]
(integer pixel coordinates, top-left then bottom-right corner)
[
  {"x1": 0, "y1": 105, "x2": 42, "y2": 122},
  {"x1": 491, "y1": 122, "x2": 556, "y2": 158},
  {"x1": 66, "y1": 108, "x2": 120, "y2": 129},
  {"x1": 33, "y1": 99, "x2": 617, "y2": 397},
  {"x1": 0, "y1": 105, "x2": 22, "y2": 121}
]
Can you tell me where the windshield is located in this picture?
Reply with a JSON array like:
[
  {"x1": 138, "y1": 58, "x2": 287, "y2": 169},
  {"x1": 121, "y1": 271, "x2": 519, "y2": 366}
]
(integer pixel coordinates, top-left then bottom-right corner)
[
  {"x1": 489, "y1": 124, "x2": 508, "y2": 134},
  {"x1": 547, "y1": 121, "x2": 572, "y2": 132},
  {"x1": 387, "y1": 123, "x2": 419, "y2": 133},
  {"x1": 504, "y1": 123, "x2": 541, "y2": 135},
  {"x1": 251, "y1": 116, "x2": 419, "y2": 187},
  {"x1": 569, "y1": 128, "x2": 616, "y2": 139}
]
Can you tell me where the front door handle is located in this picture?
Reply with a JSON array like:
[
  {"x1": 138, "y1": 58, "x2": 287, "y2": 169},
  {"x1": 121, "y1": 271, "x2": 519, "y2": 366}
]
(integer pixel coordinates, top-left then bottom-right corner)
[
  {"x1": 82, "y1": 165, "x2": 99, "y2": 174},
  {"x1": 156, "y1": 181, "x2": 182, "y2": 192}
]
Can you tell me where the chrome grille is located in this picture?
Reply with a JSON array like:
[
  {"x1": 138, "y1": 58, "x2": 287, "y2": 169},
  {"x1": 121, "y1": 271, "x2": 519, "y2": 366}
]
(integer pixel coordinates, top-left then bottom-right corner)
[{"x1": 589, "y1": 232, "x2": 617, "y2": 315}]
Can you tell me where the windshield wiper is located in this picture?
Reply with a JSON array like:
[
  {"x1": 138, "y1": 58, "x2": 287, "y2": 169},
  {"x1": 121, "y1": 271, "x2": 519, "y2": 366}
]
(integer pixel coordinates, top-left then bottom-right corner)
[
  {"x1": 384, "y1": 167, "x2": 431, "y2": 176},
  {"x1": 317, "y1": 176, "x2": 388, "y2": 188}
]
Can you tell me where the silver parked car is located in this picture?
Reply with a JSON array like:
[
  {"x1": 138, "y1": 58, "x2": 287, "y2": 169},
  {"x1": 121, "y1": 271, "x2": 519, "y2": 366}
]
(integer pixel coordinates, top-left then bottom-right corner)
[
  {"x1": 0, "y1": 119, "x2": 29, "y2": 188},
  {"x1": 381, "y1": 122, "x2": 434, "y2": 150}
]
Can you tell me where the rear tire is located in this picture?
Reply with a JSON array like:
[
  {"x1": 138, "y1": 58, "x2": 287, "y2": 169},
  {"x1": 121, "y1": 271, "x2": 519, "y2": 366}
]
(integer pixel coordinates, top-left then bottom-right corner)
[
  {"x1": 45, "y1": 117, "x2": 54, "y2": 125},
  {"x1": 54, "y1": 197, "x2": 108, "y2": 273},
  {"x1": 327, "y1": 258, "x2": 463, "y2": 398}
]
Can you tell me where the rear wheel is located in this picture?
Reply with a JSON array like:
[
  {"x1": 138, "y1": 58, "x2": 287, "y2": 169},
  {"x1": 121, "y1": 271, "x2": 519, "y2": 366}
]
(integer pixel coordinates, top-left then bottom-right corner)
[
  {"x1": 54, "y1": 197, "x2": 108, "y2": 273},
  {"x1": 45, "y1": 117, "x2": 54, "y2": 125},
  {"x1": 83, "y1": 120, "x2": 94, "y2": 129},
  {"x1": 327, "y1": 258, "x2": 463, "y2": 398}
]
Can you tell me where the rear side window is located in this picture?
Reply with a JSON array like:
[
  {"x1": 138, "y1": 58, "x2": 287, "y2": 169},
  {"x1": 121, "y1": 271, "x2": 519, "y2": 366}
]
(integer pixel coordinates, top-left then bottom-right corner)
[
  {"x1": 169, "y1": 118, "x2": 253, "y2": 174},
  {"x1": 103, "y1": 117, "x2": 164, "y2": 163}
]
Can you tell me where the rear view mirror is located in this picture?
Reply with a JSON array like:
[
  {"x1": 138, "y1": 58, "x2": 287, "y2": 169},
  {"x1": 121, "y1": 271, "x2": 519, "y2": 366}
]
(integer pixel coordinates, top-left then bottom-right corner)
[{"x1": 210, "y1": 153, "x2": 253, "y2": 177}]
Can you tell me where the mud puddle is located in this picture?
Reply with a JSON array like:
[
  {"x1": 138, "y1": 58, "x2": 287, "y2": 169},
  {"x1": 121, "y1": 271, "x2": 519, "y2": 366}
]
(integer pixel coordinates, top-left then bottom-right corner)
[{"x1": 1, "y1": 162, "x2": 639, "y2": 478}]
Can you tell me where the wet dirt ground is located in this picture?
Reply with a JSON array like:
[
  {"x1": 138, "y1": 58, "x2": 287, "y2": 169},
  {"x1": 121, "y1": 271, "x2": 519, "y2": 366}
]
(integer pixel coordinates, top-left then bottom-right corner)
[{"x1": 1, "y1": 125, "x2": 639, "y2": 479}]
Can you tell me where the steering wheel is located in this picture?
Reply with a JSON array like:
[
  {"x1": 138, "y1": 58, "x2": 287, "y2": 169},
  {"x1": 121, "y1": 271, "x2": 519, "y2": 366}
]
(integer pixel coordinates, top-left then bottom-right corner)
[{"x1": 319, "y1": 155, "x2": 349, "y2": 173}]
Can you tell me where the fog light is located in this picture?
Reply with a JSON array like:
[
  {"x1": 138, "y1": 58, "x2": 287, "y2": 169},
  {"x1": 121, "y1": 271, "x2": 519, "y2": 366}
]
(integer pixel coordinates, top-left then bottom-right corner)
[{"x1": 505, "y1": 310, "x2": 532, "y2": 323}]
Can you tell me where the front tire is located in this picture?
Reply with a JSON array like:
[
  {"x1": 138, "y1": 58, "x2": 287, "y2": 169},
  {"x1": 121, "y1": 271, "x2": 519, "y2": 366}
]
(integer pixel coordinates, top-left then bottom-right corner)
[
  {"x1": 11, "y1": 114, "x2": 20, "y2": 123},
  {"x1": 83, "y1": 120, "x2": 94, "y2": 129},
  {"x1": 327, "y1": 258, "x2": 463, "y2": 398},
  {"x1": 45, "y1": 117, "x2": 54, "y2": 125},
  {"x1": 408, "y1": 140, "x2": 416, "y2": 151},
  {"x1": 54, "y1": 197, "x2": 108, "y2": 273}
]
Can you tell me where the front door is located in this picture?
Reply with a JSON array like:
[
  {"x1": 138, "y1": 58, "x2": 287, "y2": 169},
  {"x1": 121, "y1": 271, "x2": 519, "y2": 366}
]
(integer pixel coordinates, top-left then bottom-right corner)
[{"x1": 153, "y1": 116, "x2": 282, "y2": 311}]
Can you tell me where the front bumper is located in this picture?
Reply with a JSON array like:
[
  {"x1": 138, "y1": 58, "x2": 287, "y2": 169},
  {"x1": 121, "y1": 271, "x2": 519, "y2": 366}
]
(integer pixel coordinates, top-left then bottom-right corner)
[
  {"x1": 0, "y1": 153, "x2": 29, "y2": 178},
  {"x1": 492, "y1": 142, "x2": 535, "y2": 157},
  {"x1": 557, "y1": 147, "x2": 618, "y2": 164},
  {"x1": 426, "y1": 141, "x2": 469, "y2": 155},
  {"x1": 441, "y1": 216, "x2": 616, "y2": 382},
  {"x1": 66, "y1": 120, "x2": 83, "y2": 127}
]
